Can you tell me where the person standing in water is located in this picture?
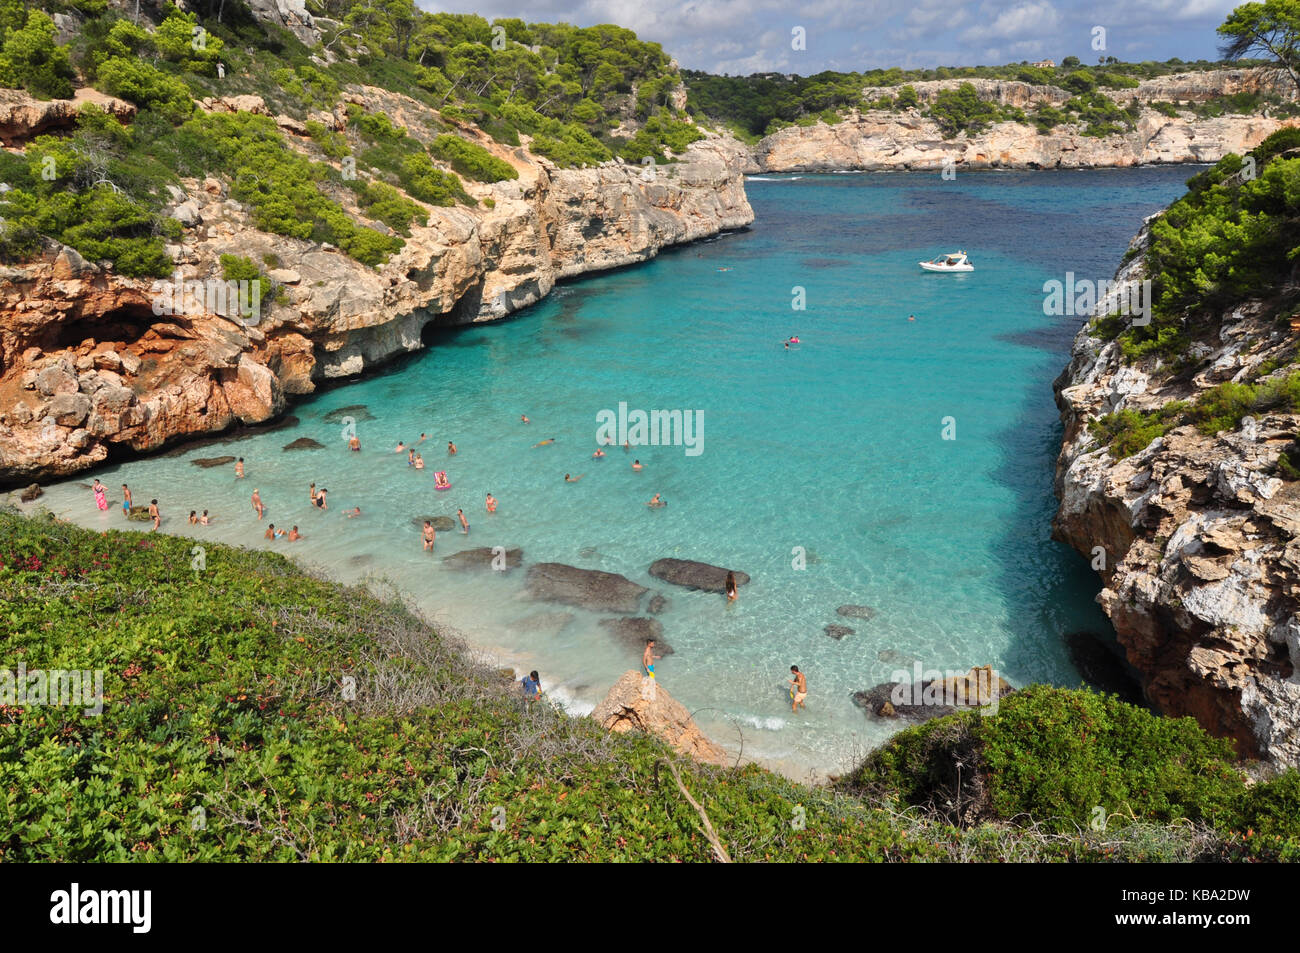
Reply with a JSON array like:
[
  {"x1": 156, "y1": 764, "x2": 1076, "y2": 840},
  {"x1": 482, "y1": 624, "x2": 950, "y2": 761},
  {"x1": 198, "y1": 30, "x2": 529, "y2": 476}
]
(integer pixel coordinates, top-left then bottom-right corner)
[
  {"x1": 148, "y1": 499, "x2": 160, "y2": 531},
  {"x1": 92, "y1": 479, "x2": 108, "y2": 511},
  {"x1": 200, "y1": 510, "x2": 211, "y2": 525},
  {"x1": 447, "y1": 440, "x2": 457, "y2": 455},
  {"x1": 188, "y1": 510, "x2": 198, "y2": 525},
  {"x1": 788, "y1": 666, "x2": 807, "y2": 712},
  {"x1": 457, "y1": 509, "x2": 469, "y2": 534},
  {"x1": 725, "y1": 571, "x2": 738, "y2": 602},
  {"x1": 315, "y1": 488, "x2": 328, "y2": 510},
  {"x1": 289, "y1": 526, "x2": 301, "y2": 542},
  {"x1": 251, "y1": 489, "x2": 265, "y2": 519},
  {"x1": 309, "y1": 483, "x2": 318, "y2": 504},
  {"x1": 235, "y1": 458, "x2": 244, "y2": 478},
  {"x1": 422, "y1": 520, "x2": 436, "y2": 551},
  {"x1": 348, "y1": 434, "x2": 361, "y2": 452},
  {"x1": 485, "y1": 493, "x2": 497, "y2": 514},
  {"x1": 122, "y1": 484, "x2": 132, "y2": 518}
]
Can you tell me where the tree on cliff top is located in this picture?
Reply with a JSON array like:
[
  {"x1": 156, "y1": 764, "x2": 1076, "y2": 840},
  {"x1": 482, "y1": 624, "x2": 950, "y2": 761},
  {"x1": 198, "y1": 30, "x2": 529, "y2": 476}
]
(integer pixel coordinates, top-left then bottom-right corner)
[{"x1": 1219, "y1": 0, "x2": 1300, "y2": 94}]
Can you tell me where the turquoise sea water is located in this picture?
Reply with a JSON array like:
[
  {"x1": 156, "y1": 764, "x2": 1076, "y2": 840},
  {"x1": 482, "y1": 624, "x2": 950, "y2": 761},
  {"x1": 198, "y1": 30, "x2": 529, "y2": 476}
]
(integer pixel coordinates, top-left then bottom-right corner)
[{"x1": 38, "y1": 168, "x2": 1195, "y2": 778}]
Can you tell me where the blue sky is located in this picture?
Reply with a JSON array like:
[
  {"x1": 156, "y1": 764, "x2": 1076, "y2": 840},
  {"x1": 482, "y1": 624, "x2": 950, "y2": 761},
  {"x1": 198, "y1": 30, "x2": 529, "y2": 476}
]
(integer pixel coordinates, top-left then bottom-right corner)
[{"x1": 423, "y1": 0, "x2": 1246, "y2": 74}]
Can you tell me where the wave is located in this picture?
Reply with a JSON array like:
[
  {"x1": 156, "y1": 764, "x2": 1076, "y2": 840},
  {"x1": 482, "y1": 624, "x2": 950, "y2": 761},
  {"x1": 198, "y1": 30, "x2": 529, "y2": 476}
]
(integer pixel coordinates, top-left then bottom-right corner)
[
  {"x1": 737, "y1": 714, "x2": 787, "y2": 731},
  {"x1": 746, "y1": 175, "x2": 803, "y2": 182},
  {"x1": 546, "y1": 685, "x2": 595, "y2": 718}
]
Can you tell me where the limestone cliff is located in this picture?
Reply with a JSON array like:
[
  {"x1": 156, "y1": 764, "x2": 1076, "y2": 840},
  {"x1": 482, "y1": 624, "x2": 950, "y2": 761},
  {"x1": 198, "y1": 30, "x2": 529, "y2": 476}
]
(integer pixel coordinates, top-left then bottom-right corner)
[
  {"x1": 749, "y1": 69, "x2": 1298, "y2": 172},
  {"x1": 0, "y1": 92, "x2": 752, "y2": 486},
  {"x1": 1052, "y1": 225, "x2": 1300, "y2": 767}
]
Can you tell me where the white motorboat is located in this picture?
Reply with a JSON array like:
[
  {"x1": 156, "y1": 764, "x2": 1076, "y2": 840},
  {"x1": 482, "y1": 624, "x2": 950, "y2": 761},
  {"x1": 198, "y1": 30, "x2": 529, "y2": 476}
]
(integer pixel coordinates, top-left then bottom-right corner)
[{"x1": 919, "y1": 251, "x2": 974, "y2": 272}]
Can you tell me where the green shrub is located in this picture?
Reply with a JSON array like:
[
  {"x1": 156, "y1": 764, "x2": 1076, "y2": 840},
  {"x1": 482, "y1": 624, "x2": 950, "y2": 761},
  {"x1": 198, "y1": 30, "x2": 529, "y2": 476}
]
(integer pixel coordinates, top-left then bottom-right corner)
[
  {"x1": 218, "y1": 253, "x2": 273, "y2": 300},
  {"x1": 0, "y1": 9, "x2": 74, "y2": 99},
  {"x1": 429, "y1": 133, "x2": 518, "y2": 182},
  {"x1": 95, "y1": 56, "x2": 194, "y2": 121}
]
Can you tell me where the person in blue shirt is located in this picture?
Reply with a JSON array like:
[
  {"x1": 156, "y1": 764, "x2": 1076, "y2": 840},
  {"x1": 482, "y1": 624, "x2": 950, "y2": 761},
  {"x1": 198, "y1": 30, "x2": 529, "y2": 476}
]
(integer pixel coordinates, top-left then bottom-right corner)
[{"x1": 521, "y1": 670, "x2": 541, "y2": 701}]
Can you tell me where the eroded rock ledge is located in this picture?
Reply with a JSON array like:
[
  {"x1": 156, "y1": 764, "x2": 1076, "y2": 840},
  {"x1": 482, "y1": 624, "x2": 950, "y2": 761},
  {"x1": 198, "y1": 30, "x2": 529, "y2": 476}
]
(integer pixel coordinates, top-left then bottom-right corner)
[
  {"x1": 1051, "y1": 227, "x2": 1300, "y2": 766},
  {"x1": 0, "y1": 111, "x2": 752, "y2": 486}
]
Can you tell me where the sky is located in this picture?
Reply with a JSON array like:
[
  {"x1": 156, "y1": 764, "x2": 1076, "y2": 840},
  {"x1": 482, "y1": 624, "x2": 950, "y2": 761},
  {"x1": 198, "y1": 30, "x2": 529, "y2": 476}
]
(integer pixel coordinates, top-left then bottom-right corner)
[{"x1": 421, "y1": 0, "x2": 1247, "y2": 75}]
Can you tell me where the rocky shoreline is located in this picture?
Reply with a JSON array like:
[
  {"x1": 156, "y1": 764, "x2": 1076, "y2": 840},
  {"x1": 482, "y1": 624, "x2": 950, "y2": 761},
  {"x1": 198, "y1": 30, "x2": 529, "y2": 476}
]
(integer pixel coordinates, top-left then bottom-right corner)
[
  {"x1": 1051, "y1": 223, "x2": 1300, "y2": 767},
  {"x1": 0, "y1": 89, "x2": 753, "y2": 488}
]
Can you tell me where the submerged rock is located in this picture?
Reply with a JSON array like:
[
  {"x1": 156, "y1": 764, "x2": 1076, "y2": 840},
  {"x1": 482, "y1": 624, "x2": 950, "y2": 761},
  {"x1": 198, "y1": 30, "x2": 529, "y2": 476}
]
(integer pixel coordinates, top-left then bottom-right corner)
[
  {"x1": 599, "y1": 617, "x2": 672, "y2": 655},
  {"x1": 647, "y1": 593, "x2": 669, "y2": 614},
  {"x1": 648, "y1": 557, "x2": 749, "y2": 593},
  {"x1": 877, "y1": 648, "x2": 917, "y2": 666},
  {"x1": 1066, "y1": 631, "x2": 1145, "y2": 706},
  {"x1": 19, "y1": 483, "x2": 41, "y2": 502},
  {"x1": 525, "y1": 562, "x2": 647, "y2": 613},
  {"x1": 412, "y1": 516, "x2": 455, "y2": 531},
  {"x1": 824, "y1": 624, "x2": 854, "y2": 640},
  {"x1": 441, "y1": 546, "x2": 522, "y2": 570},
  {"x1": 192, "y1": 455, "x2": 236, "y2": 468},
  {"x1": 126, "y1": 505, "x2": 152, "y2": 522},
  {"x1": 591, "y1": 670, "x2": 726, "y2": 765},
  {"x1": 837, "y1": 604, "x2": 877, "y2": 620},
  {"x1": 323, "y1": 404, "x2": 375, "y2": 423},
  {"x1": 282, "y1": 437, "x2": 325, "y2": 451},
  {"x1": 507, "y1": 611, "x2": 575, "y2": 637}
]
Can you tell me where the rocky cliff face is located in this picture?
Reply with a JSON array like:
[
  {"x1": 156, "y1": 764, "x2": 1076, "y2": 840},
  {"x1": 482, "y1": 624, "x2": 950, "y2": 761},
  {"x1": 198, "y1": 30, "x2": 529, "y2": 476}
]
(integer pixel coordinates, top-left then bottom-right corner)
[
  {"x1": 750, "y1": 69, "x2": 1298, "y2": 172},
  {"x1": 1052, "y1": 227, "x2": 1300, "y2": 767},
  {"x1": 751, "y1": 110, "x2": 1297, "y2": 172},
  {"x1": 0, "y1": 91, "x2": 752, "y2": 486},
  {"x1": 591, "y1": 669, "x2": 728, "y2": 765}
]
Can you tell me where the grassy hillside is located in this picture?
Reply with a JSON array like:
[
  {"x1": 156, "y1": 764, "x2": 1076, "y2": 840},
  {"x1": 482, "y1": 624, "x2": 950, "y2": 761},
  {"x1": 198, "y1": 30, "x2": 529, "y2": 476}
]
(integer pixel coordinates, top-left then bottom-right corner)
[{"x1": 1, "y1": 507, "x2": 1296, "y2": 862}]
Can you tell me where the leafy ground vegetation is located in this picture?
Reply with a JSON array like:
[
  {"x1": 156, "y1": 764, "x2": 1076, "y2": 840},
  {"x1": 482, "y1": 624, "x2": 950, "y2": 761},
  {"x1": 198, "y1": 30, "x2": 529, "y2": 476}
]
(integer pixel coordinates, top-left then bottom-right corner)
[
  {"x1": 0, "y1": 1, "x2": 706, "y2": 275},
  {"x1": 1, "y1": 508, "x2": 1297, "y2": 862}
]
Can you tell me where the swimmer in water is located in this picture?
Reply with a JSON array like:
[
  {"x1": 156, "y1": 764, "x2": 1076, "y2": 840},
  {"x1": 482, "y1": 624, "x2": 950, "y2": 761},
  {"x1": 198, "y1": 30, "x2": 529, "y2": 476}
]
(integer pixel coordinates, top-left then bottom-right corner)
[
  {"x1": 200, "y1": 510, "x2": 210, "y2": 525},
  {"x1": 458, "y1": 508, "x2": 469, "y2": 534},
  {"x1": 520, "y1": 415, "x2": 530, "y2": 424},
  {"x1": 419, "y1": 433, "x2": 427, "y2": 443},
  {"x1": 632, "y1": 459, "x2": 643, "y2": 471},
  {"x1": 188, "y1": 510, "x2": 198, "y2": 525},
  {"x1": 349, "y1": 434, "x2": 361, "y2": 451},
  {"x1": 346, "y1": 506, "x2": 361, "y2": 518},
  {"x1": 289, "y1": 525, "x2": 301, "y2": 542},
  {"x1": 485, "y1": 493, "x2": 498, "y2": 514},
  {"x1": 623, "y1": 440, "x2": 630, "y2": 452},
  {"x1": 265, "y1": 523, "x2": 285, "y2": 540},
  {"x1": 646, "y1": 493, "x2": 665, "y2": 507},
  {"x1": 394, "y1": 441, "x2": 405, "y2": 453},
  {"x1": 414, "y1": 453, "x2": 425, "y2": 470},
  {"x1": 434, "y1": 471, "x2": 450, "y2": 489},
  {"x1": 532, "y1": 437, "x2": 556, "y2": 448},
  {"x1": 592, "y1": 448, "x2": 605, "y2": 458},
  {"x1": 565, "y1": 473, "x2": 585, "y2": 482},
  {"x1": 908, "y1": 314, "x2": 916, "y2": 322},
  {"x1": 422, "y1": 520, "x2": 436, "y2": 551},
  {"x1": 447, "y1": 440, "x2": 457, "y2": 455}
]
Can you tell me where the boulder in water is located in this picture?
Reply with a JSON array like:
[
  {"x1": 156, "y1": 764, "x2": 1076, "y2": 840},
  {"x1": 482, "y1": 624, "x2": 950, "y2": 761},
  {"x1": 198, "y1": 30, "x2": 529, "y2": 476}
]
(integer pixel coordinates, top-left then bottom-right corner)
[
  {"x1": 647, "y1": 593, "x2": 669, "y2": 614},
  {"x1": 599, "y1": 617, "x2": 672, "y2": 655},
  {"x1": 192, "y1": 455, "x2": 237, "y2": 468},
  {"x1": 648, "y1": 558, "x2": 749, "y2": 593},
  {"x1": 824, "y1": 624, "x2": 854, "y2": 640},
  {"x1": 323, "y1": 404, "x2": 376, "y2": 423},
  {"x1": 412, "y1": 516, "x2": 455, "y2": 531},
  {"x1": 590, "y1": 670, "x2": 726, "y2": 765},
  {"x1": 525, "y1": 562, "x2": 647, "y2": 613},
  {"x1": 283, "y1": 437, "x2": 325, "y2": 451},
  {"x1": 127, "y1": 505, "x2": 152, "y2": 522},
  {"x1": 853, "y1": 665, "x2": 1012, "y2": 722},
  {"x1": 19, "y1": 483, "x2": 42, "y2": 502},
  {"x1": 441, "y1": 546, "x2": 522, "y2": 570},
  {"x1": 837, "y1": 604, "x2": 876, "y2": 620}
]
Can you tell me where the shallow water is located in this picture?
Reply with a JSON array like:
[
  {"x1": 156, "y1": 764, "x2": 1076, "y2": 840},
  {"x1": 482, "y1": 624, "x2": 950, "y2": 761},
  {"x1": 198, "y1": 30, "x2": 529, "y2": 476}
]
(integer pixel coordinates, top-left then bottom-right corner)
[{"x1": 37, "y1": 168, "x2": 1194, "y2": 779}]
